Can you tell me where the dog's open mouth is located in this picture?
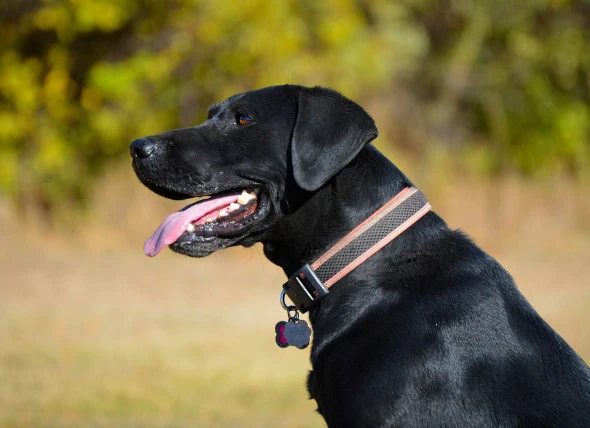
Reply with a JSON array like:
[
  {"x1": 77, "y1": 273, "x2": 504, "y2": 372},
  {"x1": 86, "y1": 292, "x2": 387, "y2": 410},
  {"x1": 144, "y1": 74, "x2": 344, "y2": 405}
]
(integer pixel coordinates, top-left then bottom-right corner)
[{"x1": 144, "y1": 187, "x2": 264, "y2": 256}]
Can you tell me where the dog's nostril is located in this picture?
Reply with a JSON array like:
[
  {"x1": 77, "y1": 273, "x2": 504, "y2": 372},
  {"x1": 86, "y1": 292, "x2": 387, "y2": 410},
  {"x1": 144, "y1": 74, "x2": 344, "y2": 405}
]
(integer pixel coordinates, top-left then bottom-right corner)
[{"x1": 130, "y1": 138, "x2": 156, "y2": 159}]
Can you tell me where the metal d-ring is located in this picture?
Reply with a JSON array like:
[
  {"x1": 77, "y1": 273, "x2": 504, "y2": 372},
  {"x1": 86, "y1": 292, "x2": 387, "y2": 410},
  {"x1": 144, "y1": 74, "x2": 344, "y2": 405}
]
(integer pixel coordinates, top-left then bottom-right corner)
[
  {"x1": 280, "y1": 290, "x2": 289, "y2": 310},
  {"x1": 280, "y1": 290, "x2": 300, "y2": 322}
]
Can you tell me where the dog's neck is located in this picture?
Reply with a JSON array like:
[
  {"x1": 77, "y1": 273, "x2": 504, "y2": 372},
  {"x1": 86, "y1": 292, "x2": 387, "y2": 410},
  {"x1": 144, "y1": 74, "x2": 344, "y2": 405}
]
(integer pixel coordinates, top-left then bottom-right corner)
[
  {"x1": 264, "y1": 144, "x2": 426, "y2": 273},
  {"x1": 263, "y1": 144, "x2": 448, "y2": 357}
]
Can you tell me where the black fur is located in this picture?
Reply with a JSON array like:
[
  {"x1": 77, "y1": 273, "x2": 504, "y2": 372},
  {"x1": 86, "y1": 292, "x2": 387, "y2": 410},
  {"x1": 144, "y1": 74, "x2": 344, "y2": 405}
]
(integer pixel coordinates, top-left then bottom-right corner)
[{"x1": 131, "y1": 85, "x2": 590, "y2": 427}]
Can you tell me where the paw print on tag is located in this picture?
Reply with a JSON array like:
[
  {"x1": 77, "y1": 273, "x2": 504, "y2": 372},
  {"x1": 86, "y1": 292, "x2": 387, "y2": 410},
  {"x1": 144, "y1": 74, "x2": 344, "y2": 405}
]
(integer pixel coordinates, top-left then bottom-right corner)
[{"x1": 275, "y1": 321, "x2": 289, "y2": 348}]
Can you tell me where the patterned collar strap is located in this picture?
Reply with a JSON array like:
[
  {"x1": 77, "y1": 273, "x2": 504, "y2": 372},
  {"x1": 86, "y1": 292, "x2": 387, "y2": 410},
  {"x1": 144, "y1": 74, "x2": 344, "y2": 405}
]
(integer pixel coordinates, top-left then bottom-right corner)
[{"x1": 283, "y1": 187, "x2": 431, "y2": 313}]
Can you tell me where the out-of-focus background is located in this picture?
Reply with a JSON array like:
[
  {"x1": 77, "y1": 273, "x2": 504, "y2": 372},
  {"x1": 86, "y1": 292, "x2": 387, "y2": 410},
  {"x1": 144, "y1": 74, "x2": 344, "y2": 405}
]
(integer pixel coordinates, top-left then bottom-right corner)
[{"x1": 1, "y1": 1, "x2": 589, "y2": 426}]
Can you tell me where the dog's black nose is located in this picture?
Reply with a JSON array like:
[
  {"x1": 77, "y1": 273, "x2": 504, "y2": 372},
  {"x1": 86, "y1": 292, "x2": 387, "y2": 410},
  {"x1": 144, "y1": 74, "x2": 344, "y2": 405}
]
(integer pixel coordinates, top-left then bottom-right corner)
[{"x1": 130, "y1": 138, "x2": 156, "y2": 159}]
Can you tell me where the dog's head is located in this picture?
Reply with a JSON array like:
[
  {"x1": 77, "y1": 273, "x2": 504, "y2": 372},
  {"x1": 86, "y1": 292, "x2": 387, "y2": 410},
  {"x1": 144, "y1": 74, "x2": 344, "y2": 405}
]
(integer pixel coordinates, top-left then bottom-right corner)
[{"x1": 131, "y1": 85, "x2": 377, "y2": 258}]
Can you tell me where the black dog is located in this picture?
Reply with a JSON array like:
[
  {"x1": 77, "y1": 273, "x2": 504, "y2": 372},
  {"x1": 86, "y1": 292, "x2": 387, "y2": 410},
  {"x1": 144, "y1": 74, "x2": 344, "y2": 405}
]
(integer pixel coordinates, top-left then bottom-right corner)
[{"x1": 131, "y1": 85, "x2": 590, "y2": 427}]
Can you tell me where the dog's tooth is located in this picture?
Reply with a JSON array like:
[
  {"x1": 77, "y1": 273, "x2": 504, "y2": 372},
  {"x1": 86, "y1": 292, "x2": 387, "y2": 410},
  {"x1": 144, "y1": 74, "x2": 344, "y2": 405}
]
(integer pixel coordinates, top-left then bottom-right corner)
[
  {"x1": 186, "y1": 223, "x2": 195, "y2": 232},
  {"x1": 229, "y1": 202, "x2": 241, "y2": 212},
  {"x1": 218, "y1": 209, "x2": 229, "y2": 217},
  {"x1": 237, "y1": 190, "x2": 256, "y2": 205},
  {"x1": 252, "y1": 188, "x2": 260, "y2": 194}
]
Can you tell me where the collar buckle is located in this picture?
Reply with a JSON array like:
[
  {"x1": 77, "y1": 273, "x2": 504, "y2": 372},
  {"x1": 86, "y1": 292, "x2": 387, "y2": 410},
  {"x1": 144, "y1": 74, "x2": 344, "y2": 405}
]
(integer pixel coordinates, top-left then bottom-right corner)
[{"x1": 283, "y1": 264, "x2": 329, "y2": 313}]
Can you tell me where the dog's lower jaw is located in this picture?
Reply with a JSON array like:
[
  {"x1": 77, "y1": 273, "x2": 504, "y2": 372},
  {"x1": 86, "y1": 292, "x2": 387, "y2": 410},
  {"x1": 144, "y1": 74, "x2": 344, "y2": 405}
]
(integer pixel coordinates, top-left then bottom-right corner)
[
  {"x1": 170, "y1": 237, "x2": 226, "y2": 257},
  {"x1": 156, "y1": 190, "x2": 273, "y2": 257}
]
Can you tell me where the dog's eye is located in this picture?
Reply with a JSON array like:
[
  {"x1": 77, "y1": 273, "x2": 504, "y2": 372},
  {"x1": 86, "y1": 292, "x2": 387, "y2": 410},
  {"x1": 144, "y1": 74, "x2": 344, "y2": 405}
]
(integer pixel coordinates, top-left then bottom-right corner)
[{"x1": 236, "y1": 113, "x2": 254, "y2": 126}]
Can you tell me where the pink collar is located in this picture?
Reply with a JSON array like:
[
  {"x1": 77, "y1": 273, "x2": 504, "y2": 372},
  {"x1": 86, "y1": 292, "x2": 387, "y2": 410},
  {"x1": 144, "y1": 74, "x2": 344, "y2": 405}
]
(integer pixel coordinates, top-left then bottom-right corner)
[{"x1": 283, "y1": 187, "x2": 431, "y2": 313}]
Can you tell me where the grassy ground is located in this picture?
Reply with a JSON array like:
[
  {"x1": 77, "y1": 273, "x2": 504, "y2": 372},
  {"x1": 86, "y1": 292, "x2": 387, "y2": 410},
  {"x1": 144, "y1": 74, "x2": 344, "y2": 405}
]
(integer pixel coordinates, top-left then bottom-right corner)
[
  {"x1": 1, "y1": 169, "x2": 589, "y2": 427},
  {"x1": 0, "y1": 240, "x2": 324, "y2": 427}
]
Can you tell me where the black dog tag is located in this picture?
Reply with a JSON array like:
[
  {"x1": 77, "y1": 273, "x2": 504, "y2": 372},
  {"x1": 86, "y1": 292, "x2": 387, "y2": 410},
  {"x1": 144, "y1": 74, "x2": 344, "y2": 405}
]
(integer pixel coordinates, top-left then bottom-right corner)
[{"x1": 275, "y1": 319, "x2": 311, "y2": 349}]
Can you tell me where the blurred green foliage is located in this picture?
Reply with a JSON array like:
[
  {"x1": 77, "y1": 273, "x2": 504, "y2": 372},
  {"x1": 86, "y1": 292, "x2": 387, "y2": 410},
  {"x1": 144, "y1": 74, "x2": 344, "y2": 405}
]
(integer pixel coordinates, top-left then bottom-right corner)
[{"x1": 1, "y1": 0, "x2": 589, "y2": 215}]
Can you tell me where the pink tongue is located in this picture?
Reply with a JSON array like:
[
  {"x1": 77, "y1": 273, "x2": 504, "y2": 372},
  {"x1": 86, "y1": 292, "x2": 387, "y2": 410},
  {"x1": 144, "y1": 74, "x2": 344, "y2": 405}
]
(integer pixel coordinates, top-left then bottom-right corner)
[{"x1": 144, "y1": 194, "x2": 238, "y2": 257}]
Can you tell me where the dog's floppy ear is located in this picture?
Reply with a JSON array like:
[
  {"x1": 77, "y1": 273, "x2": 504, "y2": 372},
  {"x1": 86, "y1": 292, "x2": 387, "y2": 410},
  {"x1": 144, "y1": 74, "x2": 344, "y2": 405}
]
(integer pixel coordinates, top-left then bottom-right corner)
[{"x1": 291, "y1": 86, "x2": 378, "y2": 191}]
